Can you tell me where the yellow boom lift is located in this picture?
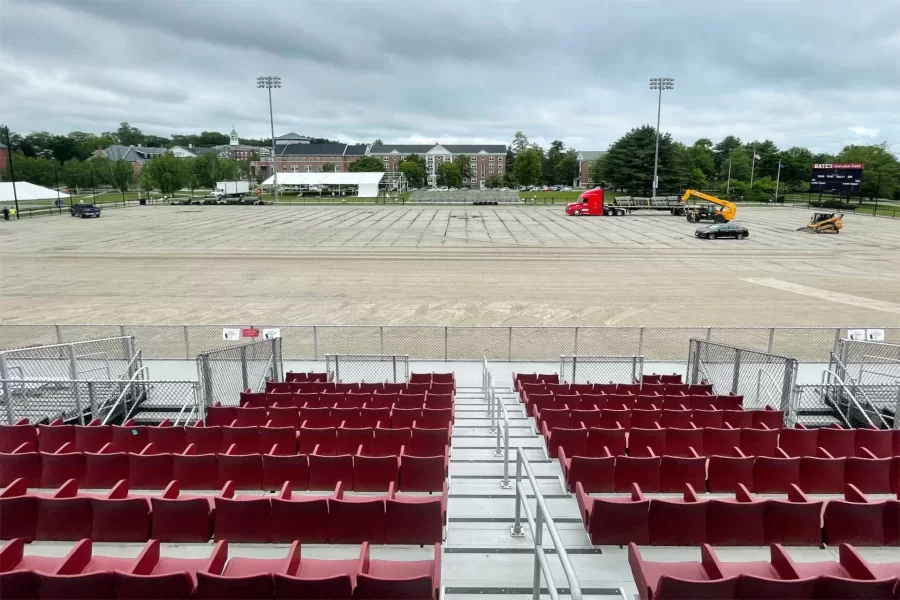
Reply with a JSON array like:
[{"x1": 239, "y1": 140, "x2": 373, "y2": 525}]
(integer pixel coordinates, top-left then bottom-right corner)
[
  {"x1": 798, "y1": 213, "x2": 843, "y2": 234},
  {"x1": 680, "y1": 189, "x2": 737, "y2": 223}
]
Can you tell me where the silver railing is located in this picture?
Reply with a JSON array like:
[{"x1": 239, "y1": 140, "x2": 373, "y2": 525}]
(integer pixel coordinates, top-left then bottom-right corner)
[
  {"x1": 828, "y1": 353, "x2": 891, "y2": 429},
  {"x1": 101, "y1": 366, "x2": 149, "y2": 425},
  {"x1": 483, "y1": 357, "x2": 513, "y2": 488},
  {"x1": 820, "y1": 369, "x2": 877, "y2": 429},
  {"x1": 510, "y1": 447, "x2": 583, "y2": 600}
]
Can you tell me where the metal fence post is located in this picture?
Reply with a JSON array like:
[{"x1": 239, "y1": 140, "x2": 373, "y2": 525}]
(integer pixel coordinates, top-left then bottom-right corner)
[
  {"x1": 631, "y1": 356, "x2": 638, "y2": 383},
  {"x1": 199, "y1": 354, "x2": 214, "y2": 407},
  {"x1": 55, "y1": 324, "x2": 63, "y2": 345},
  {"x1": 313, "y1": 326, "x2": 319, "y2": 360},
  {"x1": 193, "y1": 381, "x2": 206, "y2": 423},
  {"x1": 334, "y1": 355, "x2": 340, "y2": 383},
  {"x1": 444, "y1": 327, "x2": 449, "y2": 361},
  {"x1": 894, "y1": 386, "x2": 900, "y2": 430},
  {"x1": 510, "y1": 451, "x2": 524, "y2": 537},
  {"x1": 119, "y1": 325, "x2": 126, "y2": 339},
  {"x1": 0, "y1": 354, "x2": 13, "y2": 424},
  {"x1": 638, "y1": 326, "x2": 645, "y2": 357},
  {"x1": 767, "y1": 328, "x2": 775, "y2": 354},
  {"x1": 87, "y1": 382, "x2": 98, "y2": 421},
  {"x1": 183, "y1": 326, "x2": 191, "y2": 360},
  {"x1": 573, "y1": 326, "x2": 579, "y2": 355},
  {"x1": 706, "y1": 327, "x2": 712, "y2": 342},
  {"x1": 781, "y1": 359, "x2": 796, "y2": 412},
  {"x1": 833, "y1": 328, "x2": 842, "y2": 355},
  {"x1": 572, "y1": 356, "x2": 577, "y2": 384},
  {"x1": 732, "y1": 349, "x2": 742, "y2": 395},
  {"x1": 380, "y1": 326, "x2": 384, "y2": 356},
  {"x1": 239, "y1": 346, "x2": 249, "y2": 391},
  {"x1": 68, "y1": 345, "x2": 85, "y2": 425},
  {"x1": 392, "y1": 355, "x2": 397, "y2": 383},
  {"x1": 690, "y1": 340, "x2": 700, "y2": 384},
  {"x1": 124, "y1": 337, "x2": 135, "y2": 378},
  {"x1": 508, "y1": 327, "x2": 513, "y2": 361}
]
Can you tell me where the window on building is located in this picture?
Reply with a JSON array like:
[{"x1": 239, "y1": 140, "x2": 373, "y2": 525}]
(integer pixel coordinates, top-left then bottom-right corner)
[
  {"x1": 489, "y1": 156, "x2": 494, "y2": 162},
  {"x1": 305, "y1": 166, "x2": 311, "y2": 173},
  {"x1": 292, "y1": 165, "x2": 298, "y2": 173}
]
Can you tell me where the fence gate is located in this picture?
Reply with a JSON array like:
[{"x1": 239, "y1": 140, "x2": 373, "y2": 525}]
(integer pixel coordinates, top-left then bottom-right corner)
[
  {"x1": 687, "y1": 339, "x2": 798, "y2": 411},
  {"x1": 196, "y1": 338, "x2": 282, "y2": 407},
  {"x1": 325, "y1": 355, "x2": 409, "y2": 383},
  {"x1": 559, "y1": 355, "x2": 644, "y2": 384},
  {"x1": 830, "y1": 339, "x2": 900, "y2": 428}
]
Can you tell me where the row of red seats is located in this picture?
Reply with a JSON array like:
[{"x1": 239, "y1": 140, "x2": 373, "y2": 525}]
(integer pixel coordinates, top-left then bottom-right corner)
[
  {"x1": 265, "y1": 380, "x2": 454, "y2": 396},
  {"x1": 524, "y1": 392, "x2": 742, "y2": 415},
  {"x1": 520, "y1": 383, "x2": 713, "y2": 399},
  {"x1": 559, "y1": 447, "x2": 900, "y2": 494},
  {"x1": 537, "y1": 406, "x2": 781, "y2": 433},
  {"x1": 0, "y1": 479, "x2": 446, "y2": 545},
  {"x1": 630, "y1": 542, "x2": 898, "y2": 600},
  {"x1": 1, "y1": 538, "x2": 440, "y2": 600},
  {"x1": 284, "y1": 370, "x2": 328, "y2": 382},
  {"x1": 1, "y1": 419, "x2": 451, "y2": 455},
  {"x1": 2, "y1": 443, "x2": 448, "y2": 492},
  {"x1": 244, "y1": 391, "x2": 455, "y2": 411},
  {"x1": 208, "y1": 403, "x2": 454, "y2": 428},
  {"x1": 577, "y1": 482, "x2": 900, "y2": 547},
  {"x1": 544, "y1": 422, "x2": 900, "y2": 459}
]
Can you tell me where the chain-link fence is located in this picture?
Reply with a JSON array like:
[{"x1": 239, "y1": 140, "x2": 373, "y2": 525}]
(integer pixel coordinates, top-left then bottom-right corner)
[
  {"x1": 559, "y1": 356, "x2": 644, "y2": 384},
  {"x1": 687, "y1": 339, "x2": 798, "y2": 411},
  {"x1": 0, "y1": 336, "x2": 136, "y2": 382},
  {"x1": 325, "y1": 355, "x2": 409, "y2": 383},
  {"x1": 2, "y1": 325, "x2": 898, "y2": 362},
  {"x1": 196, "y1": 338, "x2": 281, "y2": 407},
  {"x1": 835, "y1": 339, "x2": 900, "y2": 386}
]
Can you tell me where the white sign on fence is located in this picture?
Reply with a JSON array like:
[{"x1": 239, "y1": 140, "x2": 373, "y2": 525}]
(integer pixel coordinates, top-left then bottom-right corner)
[
  {"x1": 866, "y1": 329, "x2": 885, "y2": 342},
  {"x1": 263, "y1": 328, "x2": 281, "y2": 340},
  {"x1": 848, "y1": 329, "x2": 866, "y2": 341},
  {"x1": 222, "y1": 328, "x2": 240, "y2": 341}
]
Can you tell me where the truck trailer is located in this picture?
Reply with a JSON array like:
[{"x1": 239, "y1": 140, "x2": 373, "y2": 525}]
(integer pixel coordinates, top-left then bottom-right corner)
[
  {"x1": 566, "y1": 189, "x2": 684, "y2": 216},
  {"x1": 213, "y1": 181, "x2": 251, "y2": 198}
]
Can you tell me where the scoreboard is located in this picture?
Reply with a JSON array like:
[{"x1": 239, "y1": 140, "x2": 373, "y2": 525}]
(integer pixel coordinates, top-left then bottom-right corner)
[{"x1": 810, "y1": 163, "x2": 864, "y2": 195}]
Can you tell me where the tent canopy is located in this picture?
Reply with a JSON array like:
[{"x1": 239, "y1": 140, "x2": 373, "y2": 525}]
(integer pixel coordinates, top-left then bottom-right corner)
[
  {"x1": 260, "y1": 172, "x2": 384, "y2": 198},
  {"x1": 0, "y1": 182, "x2": 71, "y2": 202}
]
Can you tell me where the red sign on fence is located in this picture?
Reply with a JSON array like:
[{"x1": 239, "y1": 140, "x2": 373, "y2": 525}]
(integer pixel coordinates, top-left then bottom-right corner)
[{"x1": 242, "y1": 328, "x2": 259, "y2": 338}]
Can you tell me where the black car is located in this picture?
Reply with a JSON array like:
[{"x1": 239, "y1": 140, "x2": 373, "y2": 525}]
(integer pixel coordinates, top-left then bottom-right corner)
[
  {"x1": 70, "y1": 203, "x2": 101, "y2": 218},
  {"x1": 695, "y1": 223, "x2": 748, "y2": 240}
]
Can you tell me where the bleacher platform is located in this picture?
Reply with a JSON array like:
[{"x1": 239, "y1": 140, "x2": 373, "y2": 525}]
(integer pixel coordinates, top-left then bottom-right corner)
[{"x1": 407, "y1": 189, "x2": 520, "y2": 204}]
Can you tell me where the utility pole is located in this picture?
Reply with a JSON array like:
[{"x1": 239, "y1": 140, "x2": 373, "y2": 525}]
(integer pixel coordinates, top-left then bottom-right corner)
[
  {"x1": 2, "y1": 126, "x2": 20, "y2": 219},
  {"x1": 726, "y1": 158, "x2": 732, "y2": 196},
  {"x1": 649, "y1": 77, "x2": 674, "y2": 199},
  {"x1": 257, "y1": 76, "x2": 281, "y2": 204}
]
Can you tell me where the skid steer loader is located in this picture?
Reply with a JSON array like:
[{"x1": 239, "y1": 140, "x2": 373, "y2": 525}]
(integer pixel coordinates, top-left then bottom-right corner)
[{"x1": 798, "y1": 212, "x2": 843, "y2": 234}]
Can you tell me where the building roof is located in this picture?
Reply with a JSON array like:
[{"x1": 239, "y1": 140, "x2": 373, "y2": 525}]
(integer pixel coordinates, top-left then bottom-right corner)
[
  {"x1": 260, "y1": 172, "x2": 384, "y2": 186},
  {"x1": 100, "y1": 145, "x2": 166, "y2": 162},
  {"x1": 277, "y1": 132, "x2": 310, "y2": 141},
  {"x1": 577, "y1": 151, "x2": 606, "y2": 161},
  {"x1": 370, "y1": 143, "x2": 506, "y2": 155},
  {"x1": 192, "y1": 147, "x2": 219, "y2": 156},
  {"x1": 277, "y1": 143, "x2": 367, "y2": 157}
]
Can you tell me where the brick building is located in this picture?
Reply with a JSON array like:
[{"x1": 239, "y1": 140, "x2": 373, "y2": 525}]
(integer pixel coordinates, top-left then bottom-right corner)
[
  {"x1": 250, "y1": 143, "x2": 368, "y2": 179},
  {"x1": 575, "y1": 151, "x2": 606, "y2": 188},
  {"x1": 0, "y1": 143, "x2": 8, "y2": 178},
  {"x1": 369, "y1": 143, "x2": 507, "y2": 188}
]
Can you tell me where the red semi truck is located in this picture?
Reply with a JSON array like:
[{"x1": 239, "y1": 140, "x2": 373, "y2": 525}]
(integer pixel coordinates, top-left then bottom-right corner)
[{"x1": 565, "y1": 188, "x2": 684, "y2": 216}]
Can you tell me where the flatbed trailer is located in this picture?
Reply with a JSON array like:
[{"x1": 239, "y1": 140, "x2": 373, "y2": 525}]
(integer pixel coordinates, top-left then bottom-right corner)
[{"x1": 565, "y1": 189, "x2": 685, "y2": 216}]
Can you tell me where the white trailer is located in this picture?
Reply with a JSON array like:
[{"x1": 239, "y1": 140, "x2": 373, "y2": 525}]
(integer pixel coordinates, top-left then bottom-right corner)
[{"x1": 213, "y1": 181, "x2": 251, "y2": 197}]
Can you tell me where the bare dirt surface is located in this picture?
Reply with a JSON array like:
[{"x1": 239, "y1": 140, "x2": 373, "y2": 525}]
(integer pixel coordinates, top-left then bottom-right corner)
[{"x1": 2, "y1": 205, "x2": 899, "y2": 327}]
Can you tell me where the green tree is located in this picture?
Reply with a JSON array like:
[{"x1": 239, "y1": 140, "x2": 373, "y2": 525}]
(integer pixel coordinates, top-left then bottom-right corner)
[
  {"x1": 484, "y1": 174, "x2": 504, "y2": 188},
  {"x1": 138, "y1": 167, "x2": 154, "y2": 196},
  {"x1": 61, "y1": 159, "x2": 91, "y2": 191},
  {"x1": 780, "y1": 146, "x2": 814, "y2": 189},
  {"x1": 144, "y1": 152, "x2": 187, "y2": 194},
  {"x1": 9, "y1": 153, "x2": 55, "y2": 186},
  {"x1": 398, "y1": 160, "x2": 426, "y2": 188},
  {"x1": 837, "y1": 143, "x2": 900, "y2": 201},
  {"x1": 511, "y1": 131, "x2": 530, "y2": 155},
  {"x1": 115, "y1": 122, "x2": 145, "y2": 146},
  {"x1": 713, "y1": 135, "x2": 742, "y2": 179},
  {"x1": 348, "y1": 156, "x2": 385, "y2": 172},
  {"x1": 513, "y1": 147, "x2": 543, "y2": 186},
  {"x1": 109, "y1": 160, "x2": 134, "y2": 197},
  {"x1": 588, "y1": 155, "x2": 607, "y2": 188},
  {"x1": 403, "y1": 154, "x2": 426, "y2": 171},
  {"x1": 724, "y1": 149, "x2": 752, "y2": 183},
  {"x1": 436, "y1": 162, "x2": 462, "y2": 187},
  {"x1": 744, "y1": 139, "x2": 780, "y2": 180},
  {"x1": 600, "y1": 125, "x2": 678, "y2": 195},
  {"x1": 453, "y1": 155, "x2": 473, "y2": 182},
  {"x1": 321, "y1": 162, "x2": 338, "y2": 173},
  {"x1": 545, "y1": 140, "x2": 566, "y2": 184},
  {"x1": 687, "y1": 138, "x2": 716, "y2": 181},
  {"x1": 192, "y1": 152, "x2": 219, "y2": 187},
  {"x1": 556, "y1": 150, "x2": 579, "y2": 187}
]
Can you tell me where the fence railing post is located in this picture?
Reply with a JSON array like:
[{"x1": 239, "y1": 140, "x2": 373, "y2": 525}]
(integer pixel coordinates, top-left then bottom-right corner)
[
  {"x1": 767, "y1": 327, "x2": 775, "y2": 354},
  {"x1": 380, "y1": 326, "x2": 384, "y2": 356},
  {"x1": 68, "y1": 345, "x2": 85, "y2": 425},
  {"x1": 55, "y1": 324, "x2": 63, "y2": 345},
  {"x1": 631, "y1": 356, "x2": 638, "y2": 383},
  {"x1": 781, "y1": 359, "x2": 797, "y2": 412},
  {"x1": 444, "y1": 327, "x2": 449, "y2": 361},
  {"x1": 732, "y1": 348, "x2": 742, "y2": 395},
  {"x1": 392, "y1": 355, "x2": 397, "y2": 383},
  {"x1": 0, "y1": 354, "x2": 13, "y2": 424},
  {"x1": 572, "y1": 356, "x2": 577, "y2": 384},
  {"x1": 638, "y1": 326, "x2": 645, "y2": 357},
  {"x1": 183, "y1": 325, "x2": 191, "y2": 360},
  {"x1": 510, "y1": 452, "x2": 524, "y2": 536},
  {"x1": 690, "y1": 340, "x2": 700, "y2": 384},
  {"x1": 239, "y1": 346, "x2": 249, "y2": 391},
  {"x1": 313, "y1": 326, "x2": 319, "y2": 360},
  {"x1": 198, "y1": 354, "x2": 213, "y2": 407},
  {"x1": 573, "y1": 326, "x2": 579, "y2": 355},
  {"x1": 334, "y1": 355, "x2": 340, "y2": 382},
  {"x1": 87, "y1": 381, "x2": 97, "y2": 421},
  {"x1": 508, "y1": 327, "x2": 513, "y2": 361}
]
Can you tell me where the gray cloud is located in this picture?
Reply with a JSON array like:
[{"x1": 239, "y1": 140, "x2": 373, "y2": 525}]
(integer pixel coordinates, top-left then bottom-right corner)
[{"x1": 1, "y1": 0, "x2": 898, "y2": 153}]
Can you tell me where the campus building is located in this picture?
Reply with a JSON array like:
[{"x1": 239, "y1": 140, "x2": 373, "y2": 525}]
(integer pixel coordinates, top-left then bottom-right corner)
[
  {"x1": 369, "y1": 143, "x2": 507, "y2": 188},
  {"x1": 575, "y1": 150, "x2": 606, "y2": 188},
  {"x1": 250, "y1": 143, "x2": 368, "y2": 179}
]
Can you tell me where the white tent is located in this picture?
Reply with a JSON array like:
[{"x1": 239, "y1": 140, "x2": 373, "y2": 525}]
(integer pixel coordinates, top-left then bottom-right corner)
[
  {"x1": 260, "y1": 172, "x2": 384, "y2": 198},
  {"x1": 0, "y1": 182, "x2": 70, "y2": 202}
]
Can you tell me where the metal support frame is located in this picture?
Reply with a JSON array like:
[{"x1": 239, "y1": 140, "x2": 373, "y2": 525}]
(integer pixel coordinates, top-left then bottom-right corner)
[
  {"x1": 731, "y1": 348, "x2": 742, "y2": 394},
  {"x1": 510, "y1": 447, "x2": 583, "y2": 600},
  {"x1": 0, "y1": 354, "x2": 12, "y2": 424},
  {"x1": 239, "y1": 346, "x2": 250, "y2": 391},
  {"x1": 67, "y1": 345, "x2": 85, "y2": 425}
]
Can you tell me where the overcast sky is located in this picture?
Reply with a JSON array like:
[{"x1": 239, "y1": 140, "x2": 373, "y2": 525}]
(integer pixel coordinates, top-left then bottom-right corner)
[{"x1": 1, "y1": 0, "x2": 898, "y2": 153}]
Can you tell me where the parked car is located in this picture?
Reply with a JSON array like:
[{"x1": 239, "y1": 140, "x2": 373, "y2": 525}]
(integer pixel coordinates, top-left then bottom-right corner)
[
  {"x1": 695, "y1": 223, "x2": 749, "y2": 240},
  {"x1": 70, "y1": 203, "x2": 101, "y2": 218}
]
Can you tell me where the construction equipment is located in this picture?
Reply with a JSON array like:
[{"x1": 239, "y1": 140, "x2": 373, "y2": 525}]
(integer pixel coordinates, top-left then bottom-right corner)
[
  {"x1": 798, "y1": 212, "x2": 843, "y2": 234},
  {"x1": 680, "y1": 189, "x2": 737, "y2": 223}
]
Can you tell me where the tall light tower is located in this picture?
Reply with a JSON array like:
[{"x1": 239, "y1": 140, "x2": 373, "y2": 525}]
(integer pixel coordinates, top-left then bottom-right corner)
[
  {"x1": 649, "y1": 77, "x2": 674, "y2": 198},
  {"x1": 257, "y1": 76, "x2": 281, "y2": 204}
]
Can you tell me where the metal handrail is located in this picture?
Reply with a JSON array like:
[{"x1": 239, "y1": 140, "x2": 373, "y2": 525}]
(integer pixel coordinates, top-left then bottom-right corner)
[
  {"x1": 75, "y1": 351, "x2": 112, "y2": 379},
  {"x1": 101, "y1": 366, "x2": 149, "y2": 425},
  {"x1": 820, "y1": 369, "x2": 878, "y2": 429},
  {"x1": 755, "y1": 368, "x2": 780, "y2": 409},
  {"x1": 120, "y1": 350, "x2": 143, "y2": 381},
  {"x1": 493, "y1": 383, "x2": 512, "y2": 489},
  {"x1": 510, "y1": 448, "x2": 583, "y2": 600}
]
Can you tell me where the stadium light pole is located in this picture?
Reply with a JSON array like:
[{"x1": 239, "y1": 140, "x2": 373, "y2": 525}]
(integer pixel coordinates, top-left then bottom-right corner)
[
  {"x1": 1, "y1": 125, "x2": 20, "y2": 219},
  {"x1": 649, "y1": 77, "x2": 674, "y2": 198},
  {"x1": 257, "y1": 76, "x2": 281, "y2": 204}
]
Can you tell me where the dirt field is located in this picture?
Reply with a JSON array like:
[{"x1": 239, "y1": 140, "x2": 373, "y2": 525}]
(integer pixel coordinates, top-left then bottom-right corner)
[{"x1": 1, "y1": 205, "x2": 899, "y2": 327}]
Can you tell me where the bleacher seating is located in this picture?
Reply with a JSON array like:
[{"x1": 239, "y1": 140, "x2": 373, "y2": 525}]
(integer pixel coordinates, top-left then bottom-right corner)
[
  {"x1": 576, "y1": 481, "x2": 899, "y2": 547},
  {"x1": 0, "y1": 475, "x2": 448, "y2": 544},
  {"x1": 0, "y1": 538, "x2": 441, "y2": 600},
  {"x1": 407, "y1": 189, "x2": 520, "y2": 204},
  {"x1": 629, "y1": 542, "x2": 898, "y2": 600}
]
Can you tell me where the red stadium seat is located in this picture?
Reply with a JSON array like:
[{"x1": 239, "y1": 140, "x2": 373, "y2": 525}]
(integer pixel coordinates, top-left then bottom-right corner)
[
  {"x1": 90, "y1": 481, "x2": 151, "y2": 542},
  {"x1": 36, "y1": 420, "x2": 75, "y2": 453},
  {"x1": 740, "y1": 425, "x2": 779, "y2": 458},
  {"x1": 707, "y1": 449, "x2": 755, "y2": 493},
  {"x1": 260, "y1": 426, "x2": 298, "y2": 455},
  {"x1": 34, "y1": 538, "x2": 132, "y2": 600},
  {"x1": 581, "y1": 393, "x2": 608, "y2": 410},
  {"x1": 346, "y1": 392, "x2": 373, "y2": 408},
  {"x1": 110, "y1": 421, "x2": 149, "y2": 453},
  {"x1": 587, "y1": 426, "x2": 627, "y2": 457},
  {"x1": 571, "y1": 409, "x2": 604, "y2": 429},
  {"x1": 754, "y1": 449, "x2": 801, "y2": 493},
  {"x1": 424, "y1": 393, "x2": 453, "y2": 410},
  {"x1": 628, "y1": 542, "x2": 738, "y2": 600},
  {"x1": 308, "y1": 444, "x2": 354, "y2": 491},
  {"x1": 690, "y1": 409, "x2": 723, "y2": 429},
  {"x1": 606, "y1": 394, "x2": 635, "y2": 411},
  {"x1": 629, "y1": 427, "x2": 666, "y2": 458},
  {"x1": 147, "y1": 422, "x2": 187, "y2": 454},
  {"x1": 328, "y1": 482, "x2": 387, "y2": 544},
  {"x1": 36, "y1": 489, "x2": 92, "y2": 541},
  {"x1": 418, "y1": 408, "x2": 452, "y2": 430},
  {"x1": 786, "y1": 543, "x2": 897, "y2": 600},
  {"x1": 779, "y1": 425, "x2": 818, "y2": 458},
  {"x1": 823, "y1": 484, "x2": 887, "y2": 546},
  {"x1": 151, "y1": 485, "x2": 213, "y2": 543},
  {"x1": 392, "y1": 408, "x2": 422, "y2": 429},
  {"x1": 83, "y1": 444, "x2": 129, "y2": 489},
  {"x1": 636, "y1": 394, "x2": 662, "y2": 411},
  {"x1": 270, "y1": 482, "x2": 332, "y2": 543},
  {"x1": 631, "y1": 409, "x2": 662, "y2": 430},
  {"x1": 321, "y1": 392, "x2": 347, "y2": 407},
  {"x1": 764, "y1": 484, "x2": 824, "y2": 546},
  {"x1": 360, "y1": 406, "x2": 391, "y2": 429},
  {"x1": 354, "y1": 450, "x2": 400, "y2": 492},
  {"x1": 332, "y1": 407, "x2": 362, "y2": 427},
  {"x1": 386, "y1": 484, "x2": 447, "y2": 542},
  {"x1": 687, "y1": 395, "x2": 716, "y2": 411},
  {"x1": 665, "y1": 426, "x2": 703, "y2": 457},
  {"x1": 706, "y1": 484, "x2": 765, "y2": 545},
  {"x1": 218, "y1": 445, "x2": 263, "y2": 489},
  {"x1": 713, "y1": 394, "x2": 742, "y2": 410},
  {"x1": 649, "y1": 484, "x2": 707, "y2": 545},
  {"x1": 267, "y1": 407, "x2": 300, "y2": 429},
  {"x1": 0, "y1": 479, "x2": 38, "y2": 541},
  {"x1": 233, "y1": 406, "x2": 268, "y2": 427},
  {"x1": 197, "y1": 541, "x2": 298, "y2": 600},
  {"x1": 818, "y1": 425, "x2": 856, "y2": 458},
  {"x1": 660, "y1": 450, "x2": 707, "y2": 493},
  {"x1": 296, "y1": 393, "x2": 321, "y2": 409},
  {"x1": 856, "y1": 428, "x2": 894, "y2": 459},
  {"x1": 374, "y1": 427, "x2": 412, "y2": 457},
  {"x1": 536, "y1": 407, "x2": 570, "y2": 432},
  {"x1": 599, "y1": 408, "x2": 631, "y2": 430},
  {"x1": 560, "y1": 447, "x2": 614, "y2": 493},
  {"x1": 615, "y1": 453, "x2": 661, "y2": 493},
  {"x1": 799, "y1": 450, "x2": 846, "y2": 494},
  {"x1": 267, "y1": 392, "x2": 293, "y2": 408},
  {"x1": 542, "y1": 425, "x2": 587, "y2": 459},
  {"x1": 577, "y1": 482, "x2": 649, "y2": 545},
  {"x1": 40, "y1": 444, "x2": 84, "y2": 488},
  {"x1": 355, "y1": 541, "x2": 441, "y2": 600},
  {"x1": 240, "y1": 390, "x2": 268, "y2": 408},
  {"x1": 337, "y1": 426, "x2": 375, "y2": 456},
  {"x1": 172, "y1": 445, "x2": 218, "y2": 490},
  {"x1": 267, "y1": 381, "x2": 292, "y2": 394},
  {"x1": 185, "y1": 425, "x2": 223, "y2": 455},
  {"x1": 846, "y1": 448, "x2": 892, "y2": 493},
  {"x1": 335, "y1": 383, "x2": 360, "y2": 394},
  {"x1": 722, "y1": 410, "x2": 753, "y2": 429},
  {"x1": 262, "y1": 451, "x2": 309, "y2": 491},
  {"x1": 213, "y1": 484, "x2": 271, "y2": 542},
  {"x1": 396, "y1": 394, "x2": 426, "y2": 409},
  {"x1": 409, "y1": 427, "x2": 450, "y2": 458},
  {"x1": 703, "y1": 426, "x2": 742, "y2": 458},
  {"x1": 299, "y1": 405, "x2": 333, "y2": 426},
  {"x1": 752, "y1": 407, "x2": 784, "y2": 430},
  {"x1": 115, "y1": 539, "x2": 226, "y2": 600},
  {"x1": 367, "y1": 394, "x2": 396, "y2": 410},
  {"x1": 298, "y1": 425, "x2": 337, "y2": 455},
  {"x1": 399, "y1": 447, "x2": 447, "y2": 492},
  {"x1": 0, "y1": 537, "x2": 75, "y2": 599},
  {"x1": 73, "y1": 421, "x2": 111, "y2": 453},
  {"x1": 525, "y1": 393, "x2": 553, "y2": 418},
  {"x1": 221, "y1": 426, "x2": 259, "y2": 455},
  {"x1": 714, "y1": 544, "x2": 818, "y2": 599},
  {"x1": 0, "y1": 445, "x2": 41, "y2": 488}
]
